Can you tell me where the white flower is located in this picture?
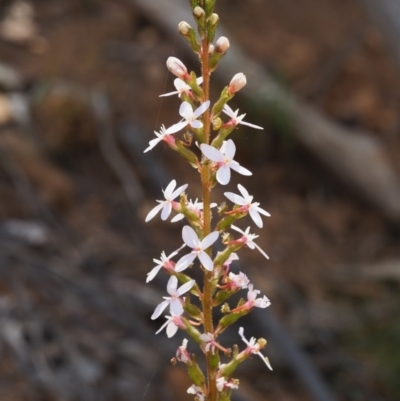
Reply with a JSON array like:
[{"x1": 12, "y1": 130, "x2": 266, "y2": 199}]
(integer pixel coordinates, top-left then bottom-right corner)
[
  {"x1": 245, "y1": 284, "x2": 271, "y2": 308},
  {"x1": 144, "y1": 124, "x2": 176, "y2": 153},
  {"x1": 160, "y1": 77, "x2": 203, "y2": 98},
  {"x1": 228, "y1": 271, "x2": 250, "y2": 289},
  {"x1": 171, "y1": 198, "x2": 217, "y2": 222},
  {"x1": 200, "y1": 332, "x2": 216, "y2": 354},
  {"x1": 224, "y1": 184, "x2": 270, "y2": 228},
  {"x1": 223, "y1": 252, "x2": 239, "y2": 268},
  {"x1": 145, "y1": 180, "x2": 188, "y2": 222},
  {"x1": 176, "y1": 338, "x2": 190, "y2": 363},
  {"x1": 175, "y1": 226, "x2": 219, "y2": 272},
  {"x1": 146, "y1": 245, "x2": 185, "y2": 283},
  {"x1": 238, "y1": 327, "x2": 273, "y2": 370},
  {"x1": 156, "y1": 314, "x2": 184, "y2": 338},
  {"x1": 151, "y1": 276, "x2": 195, "y2": 319},
  {"x1": 200, "y1": 139, "x2": 252, "y2": 185},
  {"x1": 228, "y1": 72, "x2": 246, "y2": 93},
  {"x1": 230, "y1": 225, "x2": 269, "y2": 260},
  {"x1": 187, "y1": 385, "x2": 206, "y2": 401},
  {"x1": 166, "y1": 57, "x2": 188, "y2": 79},
  {"x1": 216, "y1": 377, "x2": 239, "y2": 392},
  {"x1": 222, "y1": 104, "x2": 263, "y2": 130},
  {"x1": 166, "y1": 101, "x2": 210, "y2": 134}
]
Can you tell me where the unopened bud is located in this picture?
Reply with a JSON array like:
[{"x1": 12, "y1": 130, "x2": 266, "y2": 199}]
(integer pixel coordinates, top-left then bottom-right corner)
[
  {"x1": 178, "y1": 21, "x2": 192, "y2": 36},
  {"x1": 257, "y1": 338, "x2": 267, "y2": 348},
  {"x1": 216, "y1": 36, "x2": 230, "y2": 53},
  {"x1": 208, "y1": 44, "x2": 215, "y2": 54},
  {"x1": 193, "y1": 6, "x2": 205, "y2": 18},
  {"x1": 166, "y1": 57, "x2": 188, "y2": 79},
  {"x1": 228, "y1": 73, "x2": 247, "y2": 93},
  {"x1": 209, "y1": 13, "x2": 219, "y2": 26}
]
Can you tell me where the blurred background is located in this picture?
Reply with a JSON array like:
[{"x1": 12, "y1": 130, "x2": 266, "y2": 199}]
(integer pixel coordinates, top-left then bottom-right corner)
[{"x1": 0, "y1": 0, "x2": 400, "y2": 400}]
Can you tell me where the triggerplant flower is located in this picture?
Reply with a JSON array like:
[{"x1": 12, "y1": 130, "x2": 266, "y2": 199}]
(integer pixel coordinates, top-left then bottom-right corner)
[
  {"x1": 238, "y1": 327, "x2": 273, "y2": 370},
  {"x1": 187, "y1": 385, "x2": 206, "y2": 401},
  {"x1": 216, "y1": 377, "x2": 239, "y2": 392},
  {"x1": 144, "y1": 124, "x2": 176, "y2": 153},
  {"x1": 228, "y1": 271, "x2": 250, "y2": 290},
  {"x1": 156, "y1": 313, "x2": 185, "y2": 338},
  {"x1": 224, "y1": 184, "x2": 270, "y2": 228},
  {"x1": 167, "y1": 100, "x2": 210, "y2": 134},
  {"x1": 145, "y1": 180, "x2": 188, "y2": 222},
  {"x1": 151, "y1": 275, "x2": 195, "y2": 319},
  {"x1": 244, "y1": 284, "x2": 271, "y2": 309},
  {"x1": 222, "y1": 104, "x2": 263, "y2": 130},
  {"x1": 175, "y1": 226, "x2": 219, "y2": 272},
  {"x1": 146, "y1": 245, "x2": 185, "y2": 283},
  {"x1": 159, "y1": 77, "x2": 203, "y2": 98},
  {"x1": 230, "y1": 225, "x2": 269, "y2": 260},
  {"x1": 200, "y1": 139, "x2": 252, "y2": 185}
]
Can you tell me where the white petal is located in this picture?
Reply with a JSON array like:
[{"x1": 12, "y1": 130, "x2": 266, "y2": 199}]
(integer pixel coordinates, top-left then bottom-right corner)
[
  {"x1": 145, "y1": 203, "x2": 165, "y2": 222},
  {"x1": 177, "y1": 279, "x2": 195, "y2": 296},
  {"x1": 166, "y1": 321, "x2": 179, "y2": 337},
  {"x1": 198, "y1": 251, "x2": 214, "y2": 271},
  {"x1": 144, "y1": 137, "x2": 162, "y2": 153},
  {"x1": 196, "y1": 77, "x2": 204, "y2": 85},
  {"x1": 257, "y1": 351, "x2": 273, "y2": 370},
  {"x1": 231, "y1": 225, "x2": 245, "y2": 235},
  {"x1": 170, "y1": 298, "x2": 184, "y2": 315},
  {"x1": 237, "y1": 184, "x2": 251, "y2": 200},
  {"x1": 200, "y1": 231, "x2": 219, "y2": 250},
  {"x1": 193, "y1": 100, "x2": 210, "y2": 119},
  {"x1": 179, "y1": 102, "x2": 193, "y2": 120},
  {"x1": 247, "y1": 241, "x2": 256, "y2": 249},
  {"x1": 224, "y1": 139, "x2": 236, "y2": 160},
  {"x1": 254, "y1": 242, "x2": 269, "y2": 260},
  {"x1": 224, "y1": 192, "x2": 246, "y2": 205},
  {"x1": 249, "y1": 208, "x2": 263, "y2": 228},
  {"x1": 165, "y1": 120, "x2": 188, "y2": 134},
  {"x1": 171, "y1": 213, "x2": 184, "y2": 222},
  {"x1": 167, "y1": 276, "x2": 178, "y2": 294},
  {"x1": 175, "y1": 252, "x2": 197, "y2": 272},
  {"x1": 161, "y1": 202, "x2": 172, "y2": 220},
  {"x1": 156, "y1": 318, "x2": 170, "y2": 335},
  {"x1": 164, "y1": 180, "x2": 177, "y2": 197},
  {"x1": 200, "y1": 144, "x2": 224, "y2": 162},
  {"x1": 151, "y1": 300, "x2": 170, "y2": 320},
  {"x1": 222, "y1": 104, "x2": 235, "y2": 118},
  {"x1": 229, "y1": 163, "x2": 252, "y2": 176},
  {"x1": 159, "y1": 90, "x2": 179, "y2": 97},
  {"x1": 146, "y1": 264, "x2": 163, "y2": 283},
  {"x1": 216, "y1": 165, "x2": 231, "y2": 185},
  {"x1": 170, "y1": 183, "x2": 188, "y2": 199},
  {"x1": 256, "y1": 206, "x2": 271, "y2": 217},
  {"x1": 239, "y1": 120, "x2": 264, "y2": 129},
  {"x1": 182, "y1": 225, "x2": 199, "y2": 248},
  {"x1": 190, "y1": 120, "x2": 203, "y2": 129}
]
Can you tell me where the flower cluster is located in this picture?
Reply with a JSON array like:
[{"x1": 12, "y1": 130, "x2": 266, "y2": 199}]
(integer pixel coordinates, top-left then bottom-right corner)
[{"x1": 143, "y1": 1, "x2": 272, "y2": 400}]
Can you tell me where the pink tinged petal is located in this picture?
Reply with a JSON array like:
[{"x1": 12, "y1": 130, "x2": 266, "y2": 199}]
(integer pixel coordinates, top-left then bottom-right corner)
[
  {"x1": 254, "y1": 242, "x2": 270, "y2": 260},
  {"x1": 224, "y1": 139, "x2": 236, "y2": 160},
  {"x1": 200, "y1": 231, "x2": 219, "y2": 249},
  {"x1": 239, "y1": 120, "x2": 264, "y2": 129},
  {"x1": 229, "y1": 163, "x2": 252, "y2": 176},
  {"x1": 179, "y1": 102, "x2": 193, "y2": 120},
  {"x1": 167, "y1": 276, "x2": 178, "y2": 295},
  {"x1": 151, "y1": 300, "x2": 170, "y2": 320},
  {"x1": 249, "y1": 208, "x2": 263, "y2": 228},
  {"x1": 190, "y1": 120, "x2": 203, "y2": 129},
  {"x1": 198, "y1": 251, "x2": 214, "y2": 271},
  {"x1": 166, "y1": 321, "x2": 179, "y2": 337},
  {"x1": 146, "y1": 264, "x2": 163, "y2": 283},
  {"x1": 175, "y1": 252, "x2": 197, "y2": 272},
  {"x1": 216, "y1": 165, "x2": 231, "y2": 185},
  {"x1": 170, "y1": 298, "x2": 184, "y2": 315},
  {"x1": 177, "y1": 279, "x2": 195, "y2": 296},
  {"x1": 145, "y1": 203, "x2": 165, "y2": 222},
  {"x1": 170, "y1": 183, "x2": 188, "y2": 199},
  {"x1": 182, "y1": 225, "x2": 199, "y2": 248},
  {"x1": 161, "y1": 202, "x2": 172, "y2": 220},
  {"x1": 224, "y1": 192, "x2": 246, "y2": 205},
  {"x1": 200, "y1": 144, "x2": 224, "y2": 162},
  {"x1": 193, "y1": 100, "x2": 210, "y2": 119}
]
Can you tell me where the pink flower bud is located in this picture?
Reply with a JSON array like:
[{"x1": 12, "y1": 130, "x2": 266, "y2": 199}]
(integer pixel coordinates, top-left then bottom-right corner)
[
  {"x1": 166, "y1": 57, "x2": 188, "y2": 79},
  {"x1": 228, "y1": 73, "x2": 247, "y2": 94},
  {"x1": 216, "y1": 36, "x2": 230, "y2": 53}
]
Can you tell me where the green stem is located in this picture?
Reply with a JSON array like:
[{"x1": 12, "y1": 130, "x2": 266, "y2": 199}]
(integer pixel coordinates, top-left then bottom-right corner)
[{"x1": 200, "y1": 37, "x2": 217, "y2": 401}]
